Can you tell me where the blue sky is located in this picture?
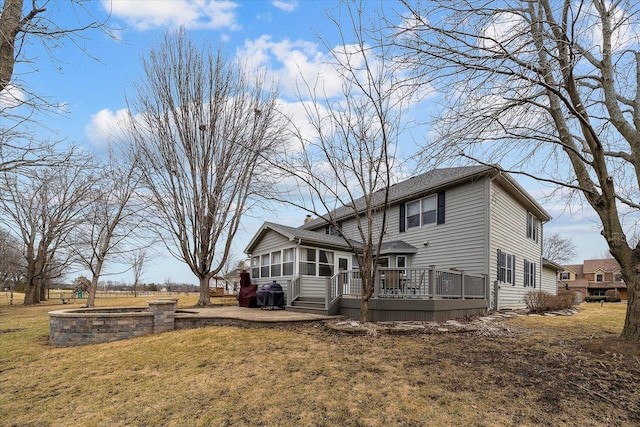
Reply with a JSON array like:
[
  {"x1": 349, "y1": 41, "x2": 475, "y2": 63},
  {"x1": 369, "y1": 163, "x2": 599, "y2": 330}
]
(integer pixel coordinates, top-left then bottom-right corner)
[{"x1": 8, "y1": 0, "x2": 612, "y2": 284}]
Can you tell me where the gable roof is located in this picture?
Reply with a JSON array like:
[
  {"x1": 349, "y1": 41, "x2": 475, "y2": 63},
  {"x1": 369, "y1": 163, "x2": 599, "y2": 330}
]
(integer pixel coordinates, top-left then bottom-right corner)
[
  {"x1": 244, "y1": 222, "x2": 418, "y2": 255},
  {"x1": 583, "y1": 258, "x2": 620, "y2": 273},
  {"x1": 244, "y1": 222, "x2": 354, "y2": 254},
  {"x1": 301, "y1": 165, "x2": 550, "y2": 230}
]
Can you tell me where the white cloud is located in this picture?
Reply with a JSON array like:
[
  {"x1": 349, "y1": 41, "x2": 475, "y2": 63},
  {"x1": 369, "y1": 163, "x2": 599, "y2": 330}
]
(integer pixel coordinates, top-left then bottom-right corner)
[
  {"x1": 102, "y1": 0, "x2": 240, "y2": 31},
  {"x1": 0, "y1": 83, "x2": 25, "y2": 109},
  {"x1": 236, "y1": 36, "x2": 347, "y2": 99},
  {"x1": 272, "y1": 0, "x2": 298, "y2": 12},
  {"x1": 85, "y1": 108, "x2": 131, "y2": 148}
]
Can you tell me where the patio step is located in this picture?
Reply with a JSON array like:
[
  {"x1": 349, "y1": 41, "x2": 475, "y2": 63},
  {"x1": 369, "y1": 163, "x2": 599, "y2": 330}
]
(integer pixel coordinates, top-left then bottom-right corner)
[{"x1": 288, "y1": 297, "x2": 328, "y2": 315}]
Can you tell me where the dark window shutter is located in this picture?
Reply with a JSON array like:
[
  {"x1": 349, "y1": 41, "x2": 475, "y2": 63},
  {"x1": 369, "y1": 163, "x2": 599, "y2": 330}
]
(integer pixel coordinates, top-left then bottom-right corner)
[
  {"x1": 399, "y1": 203, "x2": 406, "y2": 233},
  {"x1": 512, "y1": 255, "x2": 516, "y2": 285},
  {"x1": 497, "y1": 249, "x2": 502, "y2": 281},
  {"x1": 524, "y1": 260, "x2": 529, "y2": 287},
  {"x1": 437, "y1": 191, "x2": 446, "y2": 224}
]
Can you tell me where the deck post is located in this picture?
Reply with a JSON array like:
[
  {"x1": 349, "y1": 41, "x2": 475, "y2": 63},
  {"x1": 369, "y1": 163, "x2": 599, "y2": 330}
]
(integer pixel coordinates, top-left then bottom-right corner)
[
  {"x1": 429, "y1": 265, "x2": 436, "y2": 299},
  {"x1": 325, "y1": 277, "x2": 331, "y2": 310},
  {"x1": 374, "y1": 268, "x2": 381, "y2": 297},
  {"x1": 461, "y1": 271, "x2": 465, "y2": 299}
]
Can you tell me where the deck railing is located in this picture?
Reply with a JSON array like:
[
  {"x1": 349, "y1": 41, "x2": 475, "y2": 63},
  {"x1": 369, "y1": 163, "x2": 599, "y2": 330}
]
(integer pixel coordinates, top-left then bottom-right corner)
[{"x1": 328, "y1": 267, "x2": 486, "y2": 300}]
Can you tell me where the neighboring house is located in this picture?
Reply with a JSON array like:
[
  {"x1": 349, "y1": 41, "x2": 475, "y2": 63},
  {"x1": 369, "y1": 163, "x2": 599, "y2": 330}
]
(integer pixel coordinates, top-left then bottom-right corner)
[
  {"x1": 245, "y1": 165, "x2": 552, "y2": 321},
  {"x1": 559, "y1": 259, "x2": 626, "y2": 301}
]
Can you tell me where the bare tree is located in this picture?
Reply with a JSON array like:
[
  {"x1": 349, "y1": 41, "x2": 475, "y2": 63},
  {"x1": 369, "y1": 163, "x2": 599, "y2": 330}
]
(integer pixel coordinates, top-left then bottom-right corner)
[
  {"x1": 0, "y1": 151, "x2": 95, "y2": 304},
  {"x1": 0, "y1": 227, "x2": 23, "y2": 304},
  {"x1": 543, "y1": 233, "x2": 577, "y2": 265},
  {"x1": 131, "y1": 249, "x2": 148, "y2": 298},
  {"x1": 273, "y1": 0, "x2": 414, "y2": 321},
  {"x1": 70, "y1": 151, "x2": 144, "y2": 307},
  {"x1": 125, "y1": 29, "x2": 286, "y2": 306},
  {"x1": 389, "y1": 0, "x2": 640, "y2": 339}
]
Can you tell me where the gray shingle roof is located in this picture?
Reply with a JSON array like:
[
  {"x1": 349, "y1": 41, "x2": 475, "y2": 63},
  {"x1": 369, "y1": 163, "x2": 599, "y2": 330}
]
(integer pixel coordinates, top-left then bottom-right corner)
[{"x1": 301, "y1": 165, "x2": 492, "y2": 229}]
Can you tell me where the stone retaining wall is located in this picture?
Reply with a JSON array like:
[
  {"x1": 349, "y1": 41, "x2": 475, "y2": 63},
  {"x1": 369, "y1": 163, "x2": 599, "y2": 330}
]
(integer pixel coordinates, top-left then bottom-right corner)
[{"x1": 48, "y1": 300, "x2": 178, "y2": 347}]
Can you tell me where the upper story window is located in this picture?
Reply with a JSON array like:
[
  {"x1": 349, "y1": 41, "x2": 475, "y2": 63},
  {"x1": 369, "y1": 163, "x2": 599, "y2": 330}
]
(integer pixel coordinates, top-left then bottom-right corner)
[
  {"x1": 400, "y1": 191, "x2": 445, "y2": 232},
  {"x1": 614, "y1": 273, "x2": 623, "y2": 282},
  {"x1": 325, "y1": 221, "x2": 342, "y2": 237},
  {"x1": 407, "y1": 195, "x2": 436, "y2": 229},
  {"x1": 596, "y1": 273, "x2": 604, "y2": 282},
  {"x1": 526, "y1": 212, "x2": 538, "y2": 242},
  {"x1": 560, "y1": 272, "x2": 571, "y2": 280}
]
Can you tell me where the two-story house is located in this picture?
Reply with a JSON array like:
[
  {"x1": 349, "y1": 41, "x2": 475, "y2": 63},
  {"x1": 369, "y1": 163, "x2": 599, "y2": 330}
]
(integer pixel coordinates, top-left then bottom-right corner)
[
  {"x1": 559, "y1": 259, "x2": 627, "y2": 301},
  {"x1": 244, "y1": 165, "x2": 552, "y2": 321}
]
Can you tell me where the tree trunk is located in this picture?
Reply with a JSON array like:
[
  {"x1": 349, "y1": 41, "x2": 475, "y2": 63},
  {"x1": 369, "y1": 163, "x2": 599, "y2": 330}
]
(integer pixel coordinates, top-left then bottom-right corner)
[
  {"x1": 360, "y1": 298, "x2": 369, "y2": 323},
  {"x1": 86, "y1": 276, "x2": 99, "y2": 308},
  {"x1": 620, "y1": 261, "x2": 640, "y2": 340},
  {"x1": 196, "y1": 275, "x2": 211, "y2": 306},
  {"x1": 23, "y1": 282, "x2": 37, "y2": 305},
  {"x1": 0, "y1": 0, "x2": 23, "y2": 93}
]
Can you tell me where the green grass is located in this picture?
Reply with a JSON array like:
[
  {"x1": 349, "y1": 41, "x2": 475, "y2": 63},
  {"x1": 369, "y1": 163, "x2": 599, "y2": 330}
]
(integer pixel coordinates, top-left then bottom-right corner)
[{"x1": 1, "y1": 296, "x2": 639, "y2": 426}]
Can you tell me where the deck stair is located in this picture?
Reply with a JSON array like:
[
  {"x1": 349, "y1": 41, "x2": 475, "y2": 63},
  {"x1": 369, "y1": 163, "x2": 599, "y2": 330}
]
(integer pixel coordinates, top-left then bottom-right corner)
[{"x1": 287, "y1": 297, "x2": 328, "y2": 315}]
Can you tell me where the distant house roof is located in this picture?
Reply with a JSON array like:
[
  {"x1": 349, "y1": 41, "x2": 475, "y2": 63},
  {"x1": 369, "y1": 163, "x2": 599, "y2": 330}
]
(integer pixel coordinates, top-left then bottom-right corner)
[
  {"x1": 562, "y1": 264, "x2": 582, "y2": 275},
  {"x1": 301, "y1": 165, "x2": 551, "y2": 230},
  {"x1": 583, "y1": 258, "x2": 620, "y2": 273}
]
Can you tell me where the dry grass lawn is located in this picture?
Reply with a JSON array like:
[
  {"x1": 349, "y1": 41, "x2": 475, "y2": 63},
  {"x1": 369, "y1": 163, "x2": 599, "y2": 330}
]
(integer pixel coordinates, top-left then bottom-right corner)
[{"x1": 1, "y1": 293, "x2": 639, "y2": 426}]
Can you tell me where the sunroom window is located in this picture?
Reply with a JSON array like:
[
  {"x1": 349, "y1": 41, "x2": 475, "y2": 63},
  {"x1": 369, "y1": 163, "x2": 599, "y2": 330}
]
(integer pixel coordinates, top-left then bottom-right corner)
[
  {"x1": 271, "y1": 251, "x2": 281, "y2": 277},
  {"x1": 299, "y1": 248, "x2": 316, "y2": 276},
  {"x1": 319, "y1": 250, "x2": 334, "y2": 277},
  {"x1": 261, "y1": 254, "x2": 270, "y2": 278},
  {"x1": 283, "y1": 248, "x2": 294, "y2": 275}
]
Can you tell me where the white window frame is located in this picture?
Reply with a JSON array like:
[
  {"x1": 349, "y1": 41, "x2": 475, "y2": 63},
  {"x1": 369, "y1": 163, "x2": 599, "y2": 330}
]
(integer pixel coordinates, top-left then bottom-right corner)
[
  {"x1": 406, "y1": 195, "x2": 437, "y2": 229},
  {"x1": 283, "y1": 248, "x2": 294, "y2": 276},
  {"x1": 318, "y1": 250, "x2": 335, "y2": 277},
  {"x1": 261, "y1": 254, "x2": 270, "y2": 278},
  {"x1": 527, "y1": 212, "x2": 538, "y2": 242},
  {"x1": 524, "y1": 260, "x2": 536, "y2": 288},
  {"x1": 251, "y1": 256, "x2": 259, "y2": 278},
  {"x1": 498, "y1": 250, "x2": 516, "y2": 285},
  {"x1": 271, "y1": 251, "x2": 282, "y2": 277}
]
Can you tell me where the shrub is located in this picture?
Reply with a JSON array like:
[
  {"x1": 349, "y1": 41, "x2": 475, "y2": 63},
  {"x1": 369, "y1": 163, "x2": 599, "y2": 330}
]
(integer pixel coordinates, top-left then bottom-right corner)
[
  {"x1": 605, "y1": 289, "x2": 621, "y2": 302},
  {"x1": 524, "y1": 289, "x2": 576, "y2": 313}
]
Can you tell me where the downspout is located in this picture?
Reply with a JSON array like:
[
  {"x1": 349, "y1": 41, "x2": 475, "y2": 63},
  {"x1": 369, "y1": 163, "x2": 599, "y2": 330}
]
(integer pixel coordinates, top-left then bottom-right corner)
[{"x1": 486, "y1": 176, "x2": 496, "y2": 311}]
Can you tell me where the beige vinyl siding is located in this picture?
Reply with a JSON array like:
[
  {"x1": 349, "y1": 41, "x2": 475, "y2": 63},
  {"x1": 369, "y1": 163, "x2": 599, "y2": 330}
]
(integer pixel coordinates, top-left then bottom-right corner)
[
  {"x1": 489, "y1": 181, "x2": 544, "y2": 309},
  {"x1": 300, "y1": 276, "x2": 328, "y2": 298},
  {"x1": 541, "y1": 266, "x2": 559, "y2": 294},
  {"x1": 251, "y1": 230, "x2": 291, "y2": 255},
  {"x1": 317, "y1": 180, "x2": 489, "y2": 275},
  {"x1": 390, "y1": 180, "x2": 488, "y2": 274}
]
